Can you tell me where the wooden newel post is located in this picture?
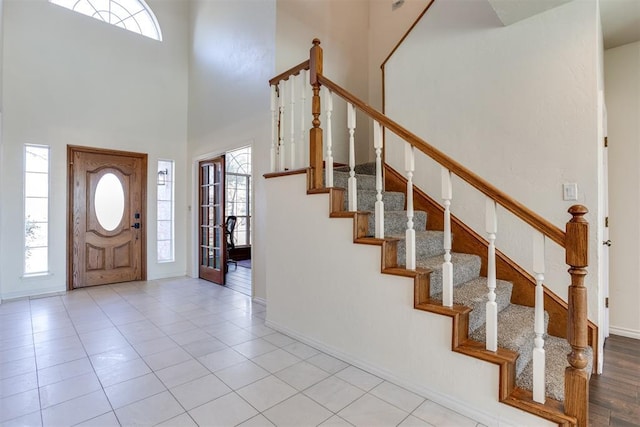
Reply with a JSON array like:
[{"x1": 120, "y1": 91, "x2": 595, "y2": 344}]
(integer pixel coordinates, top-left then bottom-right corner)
[
  {"x1": 564, "y1": 204, "x2": 589, "y2": 427},
  {"x1": 309, "y1": 38, "x2": 324, "y2": 190}
]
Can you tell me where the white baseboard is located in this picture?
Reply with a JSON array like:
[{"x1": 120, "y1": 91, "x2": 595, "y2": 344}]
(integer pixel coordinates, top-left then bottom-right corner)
[
  {"x1": 252, "y1": 297, "x2": 267, "y2": 306},
  {"x1": 1, "y1": 286, "x2": 66, "y2": 303},
  {"x1": 265, "y1": 319, "x2": 516, "y2": 427},
  {"x1": 147, "y1": 272, "x2": 190, "y2": 281},
  {"x1": 609, "y1": 326, "x2": 640, "y2": 340}
]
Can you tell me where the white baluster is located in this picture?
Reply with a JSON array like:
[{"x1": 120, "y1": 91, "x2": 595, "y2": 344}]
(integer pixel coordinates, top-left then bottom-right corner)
[
  {"x1": 374, "y1": 121, "x2": 385, "y2": 239},
  {"x1": 442, "y1": 167, "x2": 453, "y2": 306},
  {"x1": 405, "y1": 143, "x2": 415, "y2": 268},
  {"x1": 533, "y1": 231, "x2": 546, "y2": 403},
  {"x1": 270, "y1": 84, "x2": 277, "y2": 172},
  {"x1": 347, "y1": 103, "x2": 357, "y2": 211},
  {"x1": 299, "y1": 70, "x2": 307, "y2": 168},
  {"x1": 290, "y1": 75, "x2": 296, "y2": 170},
  {"x1": 325, "y1": 88, "x2": 334, "y2": 187},
  {"x1": 486, "y1": 198, "x2": 498, "y2": 352},
  {"x1": 278, "y1": 81, "x2": 286, "y2": 171}
]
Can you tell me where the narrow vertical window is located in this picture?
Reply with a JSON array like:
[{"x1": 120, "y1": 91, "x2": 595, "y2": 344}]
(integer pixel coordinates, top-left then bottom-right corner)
[
  {"x1": 157, "y1": 160, "x2": 174, "y2": 262},
  {"x1": 24, "y1": 145, "x2": 50, "y2": 275}
]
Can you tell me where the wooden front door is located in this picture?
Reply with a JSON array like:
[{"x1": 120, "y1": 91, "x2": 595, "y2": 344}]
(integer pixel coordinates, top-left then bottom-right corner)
[
  {"x1": 198, "y1": 156, "x2": 226, "y2": 284},
  {"x1": 68, "y1": 146, "x2": 147, "y2": 289}
]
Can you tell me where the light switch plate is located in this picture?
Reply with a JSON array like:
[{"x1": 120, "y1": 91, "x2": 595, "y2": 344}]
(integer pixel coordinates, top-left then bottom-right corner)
[{"x1": 563, "y1": 183, "x2": 578, "y2": 201}]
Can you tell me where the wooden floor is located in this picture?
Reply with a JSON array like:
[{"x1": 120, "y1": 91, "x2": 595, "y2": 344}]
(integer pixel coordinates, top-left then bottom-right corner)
[
  {"x1": 225, "y1": 263, "x2": 251, "y2": 296},
  {"x1": 589, "y1": 335, "x2": 640, "y2": 426}
]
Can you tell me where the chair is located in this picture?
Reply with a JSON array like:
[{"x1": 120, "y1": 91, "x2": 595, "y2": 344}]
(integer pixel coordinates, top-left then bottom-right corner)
[{"x1": 225, "y1": 215, "x2": 237, "y2": 272}]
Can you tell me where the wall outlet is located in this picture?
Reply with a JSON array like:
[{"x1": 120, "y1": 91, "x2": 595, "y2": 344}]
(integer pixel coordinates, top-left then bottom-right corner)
[{"x1": 563, "y1": 183, "x2": 578, "y2": 201}]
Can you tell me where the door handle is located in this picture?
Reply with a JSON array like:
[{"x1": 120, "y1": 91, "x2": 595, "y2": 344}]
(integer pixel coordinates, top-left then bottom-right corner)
[
  {"x1": 131, "y1": 223, "x2": 140, "y2": 229},
  {"x1": 603, "y1": 240, "x2": 611, "y2": 247}
]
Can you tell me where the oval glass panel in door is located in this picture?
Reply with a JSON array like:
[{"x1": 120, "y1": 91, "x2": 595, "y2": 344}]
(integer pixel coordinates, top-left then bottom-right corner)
[{"x1": 95, "y1": 173, "x2": 125, "y2": 231}]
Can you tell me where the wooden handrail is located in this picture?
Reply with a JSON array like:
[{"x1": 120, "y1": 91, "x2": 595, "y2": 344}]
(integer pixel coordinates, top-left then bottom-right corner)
[
  {"x1": 268, "y1": 60, "x2": 310, "y2": 86},
  {"x1": 317, "y1": 74, "x2": 566, "y2": 247}
]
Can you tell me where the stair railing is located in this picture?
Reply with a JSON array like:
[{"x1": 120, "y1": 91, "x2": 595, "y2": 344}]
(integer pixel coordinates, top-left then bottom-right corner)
[
  {"x1": 269, "y1": 59, "x2": 311, "y2": 173},
  {"x1": 268, "y1": 39, "x2": 590, "y2": 426},
  {"x1": 324, "y1": 87, "x2": 334, "y2": 187},
  {"x1": 347, "y1": 102, "x2": 358, "y2": 212}
]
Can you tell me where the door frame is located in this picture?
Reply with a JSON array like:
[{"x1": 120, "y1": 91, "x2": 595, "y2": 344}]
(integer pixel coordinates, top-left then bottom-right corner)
[
  {"x1": 597, "y1": 90, "x2": 609, "y2": 374},
  {"x1": 67, "y1": 145, "x2": 148, "y2": 290},
  {"x1": 190, "y1": 143, "x2": 254, "y2": 285}
]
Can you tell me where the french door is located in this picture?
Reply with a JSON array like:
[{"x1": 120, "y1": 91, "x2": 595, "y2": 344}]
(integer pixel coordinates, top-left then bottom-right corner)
[
  {"x1": 198, "y1": 156, "x2": 226, "y2": 284},
  {"x1": 68, "y1": 146, "x2": 147, "y2": 289}
]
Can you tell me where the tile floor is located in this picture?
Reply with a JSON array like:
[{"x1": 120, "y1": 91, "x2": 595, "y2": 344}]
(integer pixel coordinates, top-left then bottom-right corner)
[{"x1": 0, "y1": 277, "x2": 483, "y2": 427}]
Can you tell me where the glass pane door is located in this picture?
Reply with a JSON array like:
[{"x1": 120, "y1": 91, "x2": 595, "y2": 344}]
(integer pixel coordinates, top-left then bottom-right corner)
[{"x1": 198, "y1": 156, "x2": 225, "y2": 284}]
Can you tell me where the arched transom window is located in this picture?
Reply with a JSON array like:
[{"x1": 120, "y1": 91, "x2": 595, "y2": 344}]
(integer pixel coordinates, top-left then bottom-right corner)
[{"x1": 50, "y1": 0, "x2": 162, "y2": 41}]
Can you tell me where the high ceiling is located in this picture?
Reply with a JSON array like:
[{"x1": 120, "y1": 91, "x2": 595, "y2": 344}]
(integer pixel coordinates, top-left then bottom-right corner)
[
  {"x1": 600, "y1": 0, "x2": 640, "y2": 49},
  {"x1": 487, "y1": 0, "x2": 640, "y2": 50}
]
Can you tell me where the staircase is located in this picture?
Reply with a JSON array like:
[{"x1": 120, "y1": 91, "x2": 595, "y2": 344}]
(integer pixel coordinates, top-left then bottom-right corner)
[
  {"x1": 335, "y1": 164, "x2": 592, "y2": 404},
  {"x1": 266, "y1": 39, "x2": 594, "y2": 426}
]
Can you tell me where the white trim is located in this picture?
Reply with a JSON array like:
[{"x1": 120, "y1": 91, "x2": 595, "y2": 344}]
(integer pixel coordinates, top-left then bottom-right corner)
[
  {"x1": 266, "y1": 319, "x2": 514, "y2": 427},
  {"x1": 1, "y1": 286, "x2": 66, "y2": 302},
  {"x1": 252, "y1": 297, "x2": 266, "y2": 306},
  {"x1": 609, "y1": 326, "x2": 640, "y2": 340},
  {"x1": 146, "y1": 271, "x2": 189, "y2": 281}
]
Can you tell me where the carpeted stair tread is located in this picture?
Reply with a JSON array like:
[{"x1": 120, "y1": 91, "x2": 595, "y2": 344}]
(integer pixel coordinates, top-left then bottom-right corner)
[
  {"x1": 388, "y1": 231, "x2": 446, "y2": 265},
  {"x1": 416, "y1": 253, "x2": 482, "y2": 296},
  {"x1": 330, "y1": 162, "x2": 579, "y2": 411},
  {"x1": 344, "y1": 190, "x2": 405, "y2": 212},
  {"x1": 335, "y1": 163, "x2": 377, "y2": 175},
  {"x1": 333, "y1": 171, "x2": 377, "y2": 190},
  {"x1": 367, "y1": 210, "x2": 427, "y2": 236},
  {"x1": 516, "y1": 336, "x2": 593, "y2": 401},
  {"x1": 432, "y1": 277, "x2": 513, "y2": 333},
  {"x1": 470, "y1": 304, "x2": 549, "y2": 376}
]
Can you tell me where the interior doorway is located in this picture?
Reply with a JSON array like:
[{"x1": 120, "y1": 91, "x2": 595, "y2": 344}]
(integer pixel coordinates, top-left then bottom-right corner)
[{"x1": 67, "y1": 146, "x2": 147, "y2": 289}]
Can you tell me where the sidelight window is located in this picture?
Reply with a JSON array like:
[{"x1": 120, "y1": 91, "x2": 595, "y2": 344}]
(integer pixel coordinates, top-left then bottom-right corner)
[
  {"x1": 24, "y1": 145, "x2": 50, "y2": 275},
  {"x1": 157, "y1": 160, "x2": 174, "y2": 262}
]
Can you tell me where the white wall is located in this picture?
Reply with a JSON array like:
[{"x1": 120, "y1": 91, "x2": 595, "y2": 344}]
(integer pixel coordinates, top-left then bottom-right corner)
[
  {"x1": 384, "y1": 0, "x2": 602, "y2": 322},
  {"x1": 0, "y1": 0, "x2": 190, "y2": 300},
  {"x1": 265, "y1": 173, "x2": 555, "y2": 427},
  {"x1": 605, "y1": 41, "x2": 640, "y2": 338},
  {"x1": 275, "y1": 0, "x2": 431, "y2": 165},
  {"x1": 187, "y1": 0, "x2": 276, "y2": 302},
  {"x1": 0, "y1": 0, "x2": 3, "y2": 109},
  {"x1": 276, "y1": 0, "x2": 370, "y2": 164},
  {"x1": 0, "y1": 0, "x2": 3, "y2": 304},
  {"x1": 369, "y1": 0, "x2": 431, "y2": 111},
  {"x1": 366, "y1": 0, "x2": 430, "y2": 161}
]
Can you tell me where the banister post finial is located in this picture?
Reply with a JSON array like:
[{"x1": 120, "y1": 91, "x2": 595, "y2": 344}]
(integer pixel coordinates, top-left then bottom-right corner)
[
  {"x1": 308, "y1": 38, "x2": 324, "y2": 190},
  {"x1": 564, "y1": 204, "x2": 589, "y2": 427},
  {"x1": 568, "y1": 204, "x2": 588, "y2": 223}
]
